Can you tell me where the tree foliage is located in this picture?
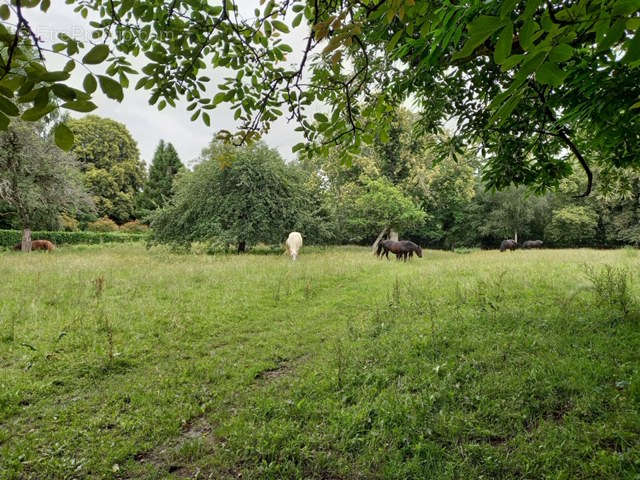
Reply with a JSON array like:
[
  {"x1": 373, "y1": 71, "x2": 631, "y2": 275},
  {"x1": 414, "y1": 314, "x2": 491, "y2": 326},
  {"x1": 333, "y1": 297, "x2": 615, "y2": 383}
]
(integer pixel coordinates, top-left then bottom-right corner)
[
  {"x1": 544, "y1": 205, "x2": 599, "y2": 246},
  {"x1": 348, "y1": 178, "x2": 426, "y2": 240},
  {"x1": 0, "y1": 119, "x2": 92, "y2": 243},
  {"x1": 67, "y1": 115, "x2": 145, "y2": 223},
  {"x1": 141, "y1": 140, "x2": 184, "y2": 211},
  {"x1": 2, "y1": 1, "x2": 638, "y2": 194},
  {"x1": 151, "y1": 140, "x2": 328, "y2": 250}
]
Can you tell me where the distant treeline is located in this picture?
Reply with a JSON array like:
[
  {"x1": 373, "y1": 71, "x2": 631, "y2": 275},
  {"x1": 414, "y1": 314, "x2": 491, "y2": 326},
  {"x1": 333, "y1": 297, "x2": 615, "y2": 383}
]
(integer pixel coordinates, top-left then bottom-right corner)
[{"x1": 4, "y1": 112, "x2": 639, "y2": 252}]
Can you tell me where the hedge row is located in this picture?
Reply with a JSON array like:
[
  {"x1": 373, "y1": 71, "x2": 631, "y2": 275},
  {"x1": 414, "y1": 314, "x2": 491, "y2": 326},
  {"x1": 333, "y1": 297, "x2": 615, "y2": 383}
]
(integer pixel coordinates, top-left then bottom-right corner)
[{"x1": 0, "y1": 229, "x2": 147, "y2": 248}]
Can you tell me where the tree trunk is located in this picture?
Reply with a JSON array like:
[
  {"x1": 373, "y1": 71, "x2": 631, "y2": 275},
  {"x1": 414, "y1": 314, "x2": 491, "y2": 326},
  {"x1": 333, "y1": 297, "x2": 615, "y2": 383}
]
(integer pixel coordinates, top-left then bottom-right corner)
[
  {"x1": 237, "y1": 240, "x2": 246, "y2": 254},
  {"x1": 21, "y1": 227, "x2": 32, "y2": 253},
  {"x1": 389, "y1": 229, "x2": 399, "y2": 242},
  {"x1": 514, "y1": 231, "x2": 518, "y2": 243},
  {"x1": 371, "y1": 227, "x2": 389, "y2": 254}
]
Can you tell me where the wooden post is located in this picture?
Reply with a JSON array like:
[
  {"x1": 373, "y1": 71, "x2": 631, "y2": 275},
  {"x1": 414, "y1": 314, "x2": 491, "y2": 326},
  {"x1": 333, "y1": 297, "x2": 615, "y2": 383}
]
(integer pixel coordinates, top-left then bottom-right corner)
[{"x1": 21, "y1": 227, "x2": 32, "y2": 252}]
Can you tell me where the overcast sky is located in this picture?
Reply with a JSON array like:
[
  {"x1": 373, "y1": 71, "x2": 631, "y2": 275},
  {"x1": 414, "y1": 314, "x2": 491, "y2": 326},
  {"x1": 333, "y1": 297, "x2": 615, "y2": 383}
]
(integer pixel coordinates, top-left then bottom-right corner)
[{"x1": 28, "y1": 2, "x2": 310, "y2": 166}]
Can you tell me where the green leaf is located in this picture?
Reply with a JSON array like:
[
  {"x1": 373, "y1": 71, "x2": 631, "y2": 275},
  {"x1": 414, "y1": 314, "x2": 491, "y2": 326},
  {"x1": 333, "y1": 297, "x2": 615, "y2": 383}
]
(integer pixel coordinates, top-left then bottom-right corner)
[
  {"x1": 630, "y1": 100, "x2": 640, "y2": 109},
  {"x1": 549, "y1": 43, "x2": 573, "y2": 62},
  {"x1": 500, "y1": 53, "x2": 525, "y2": 71},
  {"x1": 271, "y1": 20, "x2": 289, "y2": 33},
  {"x1": 213, "y1": 92, "x2": 227, "y2": 106},
  {"x1": 598, "y1": 18, "x2": 626, "y2": 51},
  {"x1": 0, "y1": 4, "x2": 10, "y2": 20},
  {"x1": 535, "y1": 61, "x2": 568, "y2": 87},
  {"x1": 0, "y1": 96, "x2": 19, "y2": 116},
  {"x1": 82, "y1": 44, "x2": 110, "y2": 64},
  {"x1": 54, "y1": 123, "x2": 74, "y2": 151},
  {"x1": 83, "y1": 73, "x2": 97, "y2": 94},
  {"x1": 494, "y1": 23, "x2": 513, "y2": 64},
  {"x1": 34, "y1": 87, "x2": 49, "y2": 108},
  {"x1": 314, "y1": 112, "x2": 328, "y2": 123},
  {"x1": 292, "y1": 12, "x2": 303, "y2": 28},
  {"x1": 519, "y1": 20, "x2": 539, "y2": 51},
  {"x1": 453, "y1": 16, "x2": 505, "y2": 59},
  {"x1": 622, "y1": 31, "x2": 640, "y2": 64},
  {"x1": 40, "y1": 71, "x2": 71, "y2": 82},
  {"x1": 98, "y1": 75, "x2": 124, "y2": 102},
  {"x1": 0, "y1": 112, "x2": 9, "y2": 130},
  {"x1": 612, "y1": 0, "x2": 640, "y2": 16},
  {"x1": 22, "y1": 104, "x2": 55, "y2": 121},
  {"x1": 51, "y1": 83, "x2": 78, "y2": 101},
  {"x1": 627, "y1": 18, "x2": 640, "y2": 31},
  {"x1": 61, "y1": 100, "x2": 98, "y2": 112},
  {"x1": 387, "y1": 30, "x2": 403, "y2": 53},
  {"x1": 499, "y1": 0, "x2": 518, "y2": 19}
]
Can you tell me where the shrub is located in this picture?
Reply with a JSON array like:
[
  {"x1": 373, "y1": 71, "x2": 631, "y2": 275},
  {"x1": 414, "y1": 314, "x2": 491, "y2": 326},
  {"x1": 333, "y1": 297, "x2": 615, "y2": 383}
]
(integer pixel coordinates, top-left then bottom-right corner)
[
  {"x1": 120, "y1": 220, "x2": 149, "y2": 233},
  {"x1": 87, "y1": 216, "x2": 119, "y2": 232},
  {"x1": 584, "y1": 264, "x2": 635, "y2": 321},
  {"x1": 59, "y1": 214, "x2": 79, "y2": 232},
  {"x1": 0, "y1": 229, "x2": 146, "y2": 248}
]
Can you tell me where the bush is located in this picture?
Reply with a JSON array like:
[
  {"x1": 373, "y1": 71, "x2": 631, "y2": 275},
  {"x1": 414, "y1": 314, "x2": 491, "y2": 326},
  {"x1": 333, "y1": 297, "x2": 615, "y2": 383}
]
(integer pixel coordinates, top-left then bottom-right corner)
[
  {"x1": 584, "y1": 264, "x2": 635, "y2": 320},
  {"x1": 87, "y1": 216, "x2": 119, "y2": 232},
  {"x1": 0, "y1": 229, "x2": 146, "y2": 248},
  {"x1": 545, "y1": 206, "x2": 598, "y2": 247},
  {"x1": 59, "y1": 214, "x2": 79, "y2": 232},
  {"x1": 119, "y1": 220, "x2": 149, "y2": 234}
]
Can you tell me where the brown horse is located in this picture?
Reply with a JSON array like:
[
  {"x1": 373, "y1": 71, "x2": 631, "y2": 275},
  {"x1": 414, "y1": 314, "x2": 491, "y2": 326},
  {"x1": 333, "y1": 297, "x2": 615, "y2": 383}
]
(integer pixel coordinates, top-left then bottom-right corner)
[
  {"x1": 13, "y1": 240, "x2": 56, "y2": 252},
  {"x1": 377, "y1": 240, "x2": 422, "y2": 262}
]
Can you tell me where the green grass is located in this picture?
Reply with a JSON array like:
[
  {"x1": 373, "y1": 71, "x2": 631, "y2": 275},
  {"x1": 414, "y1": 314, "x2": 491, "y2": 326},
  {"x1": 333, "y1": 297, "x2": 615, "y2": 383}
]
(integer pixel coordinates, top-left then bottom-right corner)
[{"x1": 1, "y1": 244, "x2": 639, "y2": 479}]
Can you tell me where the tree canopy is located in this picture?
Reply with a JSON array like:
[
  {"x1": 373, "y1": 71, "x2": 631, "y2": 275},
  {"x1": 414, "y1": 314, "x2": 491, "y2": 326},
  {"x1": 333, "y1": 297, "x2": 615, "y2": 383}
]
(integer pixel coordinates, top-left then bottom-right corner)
[
  {"x1": 0, "y1": 119, "x2": 92, "y2": 249},
  {"x1": 67, "y1": 115, "x2": 145, "y2": 223},
  {"x1": 151, "y1": 140, "x2": 328, "y2": 251},
  {"x1": 140, "y1": 140, "x2": 184, "y2": 211},
  {"x1": 1, "y1": 1, "x2": 639, "y2": 195}
]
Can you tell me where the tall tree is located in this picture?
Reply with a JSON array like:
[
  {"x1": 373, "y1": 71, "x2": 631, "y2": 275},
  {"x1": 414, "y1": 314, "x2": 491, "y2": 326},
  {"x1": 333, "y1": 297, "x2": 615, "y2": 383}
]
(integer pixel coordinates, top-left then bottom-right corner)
[
  {"x1": 348, "y1": 178, "x2": 426, "y2": 249},
  {"x1": 67, "y1": 115, "x2": 145, "y2": 223},
  {"x1": 151, "y1": 141, "x2": 320, "y2": 252},
  {"x1": 143, "y1": 140, "x2": 184, "y2": 210},
  {"x1": 0, "y1": 120, "x2": 92, "y2": 251},
  {"x1": 404, "y1": 155, "x2": 478, "y2": 248}
]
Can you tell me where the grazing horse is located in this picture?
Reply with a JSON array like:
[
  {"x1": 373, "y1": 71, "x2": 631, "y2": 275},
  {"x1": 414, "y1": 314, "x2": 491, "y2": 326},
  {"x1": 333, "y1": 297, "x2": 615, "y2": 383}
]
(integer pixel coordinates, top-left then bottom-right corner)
[
  {"x1": 399, "y1": 240, "x2": 422, "y2": 260},
  {"x1": 285, "y1": 232, "x2": 303, "y2": 261},
  {"x1": 377, "y1": 240, "x2": 422, "y2": 262},
  {"x1": 522, "y1": 240, "x2": 543, "y2": 249},
  {"x1": 499, "y1": 239, "x2": 518, "y2": 252},
  {"x1": 13, "y1": 239, "x2": 56, "y2": 252}
]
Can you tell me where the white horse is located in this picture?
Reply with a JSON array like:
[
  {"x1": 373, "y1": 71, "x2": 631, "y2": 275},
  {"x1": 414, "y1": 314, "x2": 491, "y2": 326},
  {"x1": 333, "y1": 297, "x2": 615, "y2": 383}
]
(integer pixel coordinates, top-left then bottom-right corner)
[{"x1": 285, "y1": 232, "x2": 303, "y2": 261}]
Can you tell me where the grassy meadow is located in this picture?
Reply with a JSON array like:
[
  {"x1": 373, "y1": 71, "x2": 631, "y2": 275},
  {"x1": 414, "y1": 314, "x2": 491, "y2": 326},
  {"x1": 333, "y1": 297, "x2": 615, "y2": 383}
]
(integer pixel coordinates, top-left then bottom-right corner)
[{"x1": 1, "y1": 244, "x2": 639, "y2": 479}]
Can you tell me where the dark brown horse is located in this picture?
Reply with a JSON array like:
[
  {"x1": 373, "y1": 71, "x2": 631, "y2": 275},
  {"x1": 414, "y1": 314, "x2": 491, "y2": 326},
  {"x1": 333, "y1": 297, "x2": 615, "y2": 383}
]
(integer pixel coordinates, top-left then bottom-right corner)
[
  {"x1": 499, "y1": 239, "x2": 518, "y2": 252},
  {"x1": 399, "y1": 240, "x2": 422, "y2": 260},
  {"x1": 377, "y1": 240, "x2": 422, "y2": 262}
]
